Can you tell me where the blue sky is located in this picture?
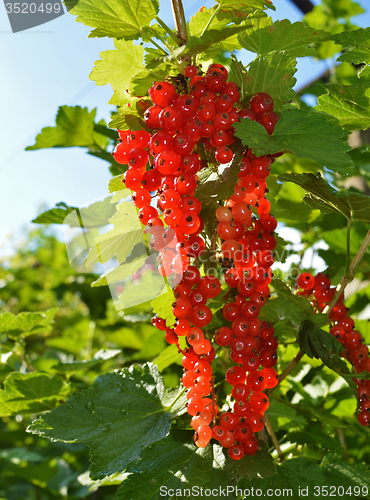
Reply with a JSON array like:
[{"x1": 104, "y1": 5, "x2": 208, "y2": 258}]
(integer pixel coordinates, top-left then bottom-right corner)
[{"x1": 0, "y1": 0, "x2": 369, "y2": 255}]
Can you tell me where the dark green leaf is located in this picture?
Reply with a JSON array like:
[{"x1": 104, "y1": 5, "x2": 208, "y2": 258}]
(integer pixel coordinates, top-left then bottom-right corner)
[
  {"x1": 28, "y1": 363, "x2": 172, "y2": 480},
  {"x1": 195, "y1": 140, "x2": 244, "y2": 203},
  {"x1": 32, "y1": 203, "x2": 77, "y2": 225},
  {"x1": 0, "y1": 372, "x2": 66, "y2": 417},
  {"x1": 116, "y1": 431, "x2": 196, "y2": 500},
  {"x1": 272, "y1": 279, "x2": 314, "y2": 316},
  {"x1": 223, "y1": 442, "x2": 276, "y2": 482},
  {"x1": 280, "y1": 172, "x2": 370, "y2": 222},
  {"x1": 322, "y1": 456, "x2": 370, "y2": 491},
  {"x1": 234, "y1": 108, "x2": 353, "y2": 175},
  {"x1": 298, "y1": 320, "x2": 359, "y2": 398},
  {"x1": 241, "y1": 457, "x2": 326, "y2": 495}
]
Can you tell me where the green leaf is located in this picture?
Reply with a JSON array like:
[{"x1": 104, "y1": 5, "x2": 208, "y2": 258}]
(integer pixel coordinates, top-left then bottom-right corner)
[
  {"x1": 332, "y1": 28, "x2": 370, "y2": 71},
  {"x1": 109, "y1": 112, "x2": 145, "y2": 132},
  {"x1": 32, "y1": 202, "x2": 77, "y2": 225},
  {"x1": 91, "y1": 246, "x2": 148, "y2": 287},
  {"x1": 298, "y1": 320, "x2": 358, "y2": 398},
  {"x1": 316, "y1": 83, "x2": 370, "y2": 131},
  {"x1": 217, "y1": 0, "x2": 275, "y2": 11},
  {"x1": 261, "y1": 278, "x2": 317, "y2": 342},
  {"x1": 272, "y1": 279, "x2": 314, "y2": 317},
  {"x1": 0, "y1": 372, "x2": 65, "y2": 417},
  {"x1": 322, "y1": 456, "x2": 370, "y2": 491},
  {"x1": 242, "y1": 52, "x2": 296, "y2": 112},
  {"x1": 52, "y1": 349, "x2": 121, "y2": 373},
  {"x1": 28, "y1": 363, "x2": 172, "y2": 480},
  {"x1": 0, "y1": 309, "x2": 57, "y2": 340},
  {"x1": 90, "y1": 40, "x2": 144, "y2": 108},
  {"x1": 116, "y1": 431, "x2": 196, "y2": 500},
  {"x1": 70, "y1": 0, "x2": 159, "y2": 39},
  {"x1": 128, "y1": 67, "x2": 170, "y2": 97},
  {"x1": 223, "y1": 442, "x2": 276, "y2": 482},
  {"x1": 153, "y1": 344, "x2": 183, "y2": 372},
  {"x1": 33, "y1": 197, "x2": 117, "y2": 228},
  {"x1": 279, "y1": 172, "x2": 370, "y2": 222},
  {"x1": 151, "y1": 290, "x2": 176, "y2": 328},
  {"x1": 84, "y1": 199, "x2": 143, "y2": 267},
  {"x1": 267, "y1": 400, "x2": 307, "y2": 430},
  {"x1": 26, "y1": 106, "x2": 107, "y2": 150},
  {"x1": 234, "y1": 108, "x2": 353, "y2": 175},
  {"x1": 163, "y1": 445, "x2": 233, "y2": 499},
  {"x1": 189, "y1": 6, "x2": 230, "y2": 37},
  {"x1": 195, "y1": 140, "x2": 245, "y2": 203},
  {"x1": 116, "y1": 436, "x2": 272, "y2": 500},
  {"x1": 238, "y1": 18, "x2": 330, "y2": 57},
  {"x1": 108, "y1": 175, "x2": 127, "y2": 194},
  {"x1": 173, "y1": 25, "x2": 251, "y2": 58},
  {"x1": 242, "y1": 457, "x2": 326, "y2": 494},
  {"x1": 228, "y1": 54, "x2": 249, "y2": 101},
  {"x1": 88, "y1": 150, "x2": 126, "y2": 176}
]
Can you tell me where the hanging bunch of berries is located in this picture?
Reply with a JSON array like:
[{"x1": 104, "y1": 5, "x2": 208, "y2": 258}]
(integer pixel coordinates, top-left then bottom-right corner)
[
  {"x1": 296, "y1": 271, "x2": 370, "y2": 427},
  {"x1": 113, "y1": 62, "x2": 282, "y2": 460}
]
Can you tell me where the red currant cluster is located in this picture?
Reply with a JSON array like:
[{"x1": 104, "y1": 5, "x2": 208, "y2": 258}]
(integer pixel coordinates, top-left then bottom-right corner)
[
  {"x1": 113, "y1": 63, "x2": 281, "y2": 460},
  {"x1": 151, "y1": 267, "x2": 220, "y2": 449},
  {"x1": 297, "y1": 272, "x2": 370, "y2": 427},
  {"x1": 205, "y1": 153, "x2": 279, "y2": 460},
  {"x1": 113, "y1": 65, "x2": 280, "y2": 277}
]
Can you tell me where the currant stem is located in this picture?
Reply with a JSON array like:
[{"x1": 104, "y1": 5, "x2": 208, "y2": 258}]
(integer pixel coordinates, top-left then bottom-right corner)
[
  {"x1": 200, "y1": 3, "x2": 221, "y2": 37},
  {"x1": 264, "y1": 412, "x2": 284, "y2": 462},
  {"x1": 323, "y1": 227, "x2": 370, "y2": 316},
  {"x1": 266, "y1": 350, "x2": 304, "y2": 396},
  {"x1": 150, "y1": 36, "x2": 169, "y2": 55},
  {"x1": 170, "y1": 0, "x2": 188, "y2": 46},
  {"x1": 155, "y1": 16, "x2": 182, "y2": 45}
]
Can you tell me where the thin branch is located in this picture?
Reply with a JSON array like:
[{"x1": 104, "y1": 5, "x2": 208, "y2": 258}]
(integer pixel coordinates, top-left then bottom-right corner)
[
  {"x1": 267, "y1": 350, "x2": 304, "y2": 396},
  {"x1": 200, "y1": 4, "x2": 221, "y2": 37},
  {"x1": 323, "y1": 227, "x2": 370, "y2": 316},
  {"x1": 155, "y1": 16, "x2": 182, "y2": 45},
  {"x1": 264, "y1": 412, "x2": 285, "y2": 462},
  {"x1": 337, "y1": 428, "x2": 350, "y2": 462},
  {"x1": 170, "y1": 0, "x2": 188, "y2": 46}
]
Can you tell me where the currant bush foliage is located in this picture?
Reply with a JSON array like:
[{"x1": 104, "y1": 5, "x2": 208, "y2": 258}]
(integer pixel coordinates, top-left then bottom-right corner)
[{"x1": 1, "y1": 0, "x2": 370, "y2": 498}]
